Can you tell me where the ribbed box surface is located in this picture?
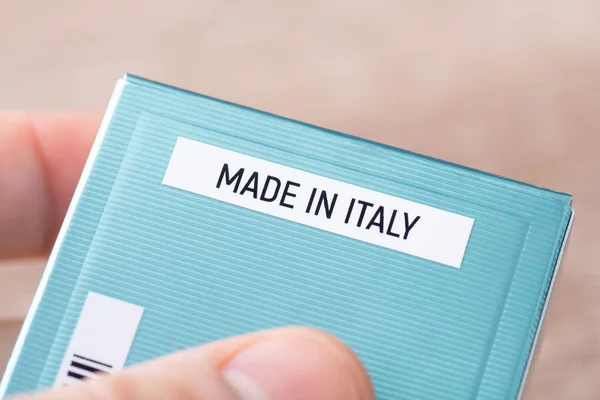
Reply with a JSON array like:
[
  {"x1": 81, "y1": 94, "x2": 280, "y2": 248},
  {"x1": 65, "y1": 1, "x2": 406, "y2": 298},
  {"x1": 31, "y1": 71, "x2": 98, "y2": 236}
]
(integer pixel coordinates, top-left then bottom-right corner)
[{"x1": 0, "y1": 75, "x2": 573, "y2": 399}]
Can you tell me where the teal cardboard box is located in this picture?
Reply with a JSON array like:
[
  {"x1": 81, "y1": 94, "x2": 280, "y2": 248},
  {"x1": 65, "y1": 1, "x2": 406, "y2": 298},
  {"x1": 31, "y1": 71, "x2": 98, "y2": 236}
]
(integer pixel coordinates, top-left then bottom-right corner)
[{"x1": 0, "y1": 75, "x2": 573, "y2": 399}]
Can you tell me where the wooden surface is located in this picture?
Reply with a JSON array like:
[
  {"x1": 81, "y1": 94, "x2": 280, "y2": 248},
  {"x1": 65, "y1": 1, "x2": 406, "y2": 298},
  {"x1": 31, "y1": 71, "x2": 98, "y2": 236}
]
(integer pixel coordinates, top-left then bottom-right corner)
[{"x1": 0, "y1": 1, "x2": 599, "y2": 398}]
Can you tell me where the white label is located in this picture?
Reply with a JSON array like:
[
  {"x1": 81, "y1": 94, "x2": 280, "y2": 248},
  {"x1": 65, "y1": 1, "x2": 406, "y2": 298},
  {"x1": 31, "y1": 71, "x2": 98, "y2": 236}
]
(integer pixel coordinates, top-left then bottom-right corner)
[
  {"x1": 163, "y1": 137, "x2": 474, "y2": 268},
  {"x1": 54, "y1": 292, "x2": 144, "y2": 387}
]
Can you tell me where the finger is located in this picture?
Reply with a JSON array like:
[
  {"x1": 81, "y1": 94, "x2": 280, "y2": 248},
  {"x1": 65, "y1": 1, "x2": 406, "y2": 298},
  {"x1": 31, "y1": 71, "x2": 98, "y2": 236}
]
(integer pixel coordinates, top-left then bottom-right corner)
[
  {"x1": 0, "y1": 112, "x2": 99, "y2": 259},
  {"x1": 13, "y1": 327, "x2": 375, "y2": 400}
]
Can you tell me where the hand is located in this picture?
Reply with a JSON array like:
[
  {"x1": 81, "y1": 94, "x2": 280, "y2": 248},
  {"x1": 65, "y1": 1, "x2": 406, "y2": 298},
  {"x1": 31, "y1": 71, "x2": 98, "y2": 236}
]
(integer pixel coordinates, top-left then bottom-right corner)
[{"x1": 0, "y1": 112, "x2": 375, "y2": 400}]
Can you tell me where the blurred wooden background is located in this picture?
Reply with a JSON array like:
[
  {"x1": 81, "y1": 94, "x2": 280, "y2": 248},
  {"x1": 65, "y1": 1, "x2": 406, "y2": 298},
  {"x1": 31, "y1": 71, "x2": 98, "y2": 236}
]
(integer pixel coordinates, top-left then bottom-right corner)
[{"x1": 1, "y1": 1, "x2": 599, "y2": 398}]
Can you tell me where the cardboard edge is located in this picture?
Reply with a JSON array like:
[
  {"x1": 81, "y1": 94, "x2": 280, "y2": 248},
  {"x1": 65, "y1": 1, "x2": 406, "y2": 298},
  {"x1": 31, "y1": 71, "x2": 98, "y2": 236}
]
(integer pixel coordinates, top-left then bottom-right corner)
[
  {"x1": 516, "y1": 207, "x2": 575, "y2": 399},
  {"x1": 0, "y1": 77, "x2": 128, "y2": 398}
]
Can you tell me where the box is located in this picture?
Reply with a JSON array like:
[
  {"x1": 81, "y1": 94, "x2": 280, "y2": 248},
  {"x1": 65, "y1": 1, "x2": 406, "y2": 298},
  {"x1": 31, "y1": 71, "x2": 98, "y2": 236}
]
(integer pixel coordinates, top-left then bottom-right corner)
[{"x1": 0, "y1": 75, "x2": 573, "y2": 399}]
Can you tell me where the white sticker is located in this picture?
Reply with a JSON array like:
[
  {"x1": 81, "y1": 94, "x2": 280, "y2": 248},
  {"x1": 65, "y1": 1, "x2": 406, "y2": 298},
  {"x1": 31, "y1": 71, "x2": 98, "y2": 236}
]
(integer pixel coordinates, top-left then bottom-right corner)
[
  {"x1": 163, "y1": 137, "x2": 474, "y2": 268},
  {"x1": 54, "y1": 292, "x2": 144, "y2": 387}
]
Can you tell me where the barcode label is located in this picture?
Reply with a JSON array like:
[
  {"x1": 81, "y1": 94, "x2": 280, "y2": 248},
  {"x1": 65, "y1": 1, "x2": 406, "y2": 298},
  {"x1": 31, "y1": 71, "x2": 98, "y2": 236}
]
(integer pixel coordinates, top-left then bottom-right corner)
[
  {"x1": 54, "y1": 292, "x2": 144, "y2": 387},
  {"x1": 65, "y1": 354, "x2": 112, "y2": 382}
]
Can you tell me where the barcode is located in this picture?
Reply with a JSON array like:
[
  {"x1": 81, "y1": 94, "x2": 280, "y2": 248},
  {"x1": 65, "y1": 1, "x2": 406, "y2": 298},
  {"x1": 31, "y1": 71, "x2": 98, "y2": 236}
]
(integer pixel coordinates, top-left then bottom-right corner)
[
  {"x1": 64, "y1": 354, "x2": 113, "y2": 383},
  {"x1": 54, "y1": 292, "x2": 144, "y2": 388}
]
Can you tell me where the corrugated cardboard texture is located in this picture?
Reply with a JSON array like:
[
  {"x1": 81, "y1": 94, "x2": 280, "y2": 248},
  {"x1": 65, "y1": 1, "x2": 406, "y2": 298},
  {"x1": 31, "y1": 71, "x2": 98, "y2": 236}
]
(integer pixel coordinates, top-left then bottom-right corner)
[
  {"x1": 1, "y1": 2, "x2": 598, "y2": 398},
  {"x1": 1, "y1": 77, "x2": 572, "y2": 399}
]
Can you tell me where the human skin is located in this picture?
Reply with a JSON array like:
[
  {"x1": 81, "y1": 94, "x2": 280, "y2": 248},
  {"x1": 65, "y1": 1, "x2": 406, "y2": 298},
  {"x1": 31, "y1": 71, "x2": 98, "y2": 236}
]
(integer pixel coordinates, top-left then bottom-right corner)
[
  {"x1": 2, "y1": 2, "x2": 600, "y2": 398},
  {"x1": 0, "y1": 113, "x2": 375, "y2": 400}
]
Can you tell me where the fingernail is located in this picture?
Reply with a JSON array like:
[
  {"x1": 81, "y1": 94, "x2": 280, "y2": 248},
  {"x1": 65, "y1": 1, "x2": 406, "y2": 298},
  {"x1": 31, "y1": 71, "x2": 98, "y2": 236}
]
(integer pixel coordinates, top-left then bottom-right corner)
[
  {"x1": 222, "y1": 330, "x2": 373, "y2": 400},
  {"x1": 222, "y1": 338, "x2": 293, "y2": 400},
  {"x1": 223, "y1": 369, "x2": 269, "y2": 400}
]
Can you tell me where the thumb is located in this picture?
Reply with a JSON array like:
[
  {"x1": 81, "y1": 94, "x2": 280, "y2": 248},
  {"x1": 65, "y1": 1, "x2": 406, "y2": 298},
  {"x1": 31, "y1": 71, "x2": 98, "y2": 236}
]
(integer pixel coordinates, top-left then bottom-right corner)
[{"x1": 13, "y1": 327, "x2": 374, "y2": 400}]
